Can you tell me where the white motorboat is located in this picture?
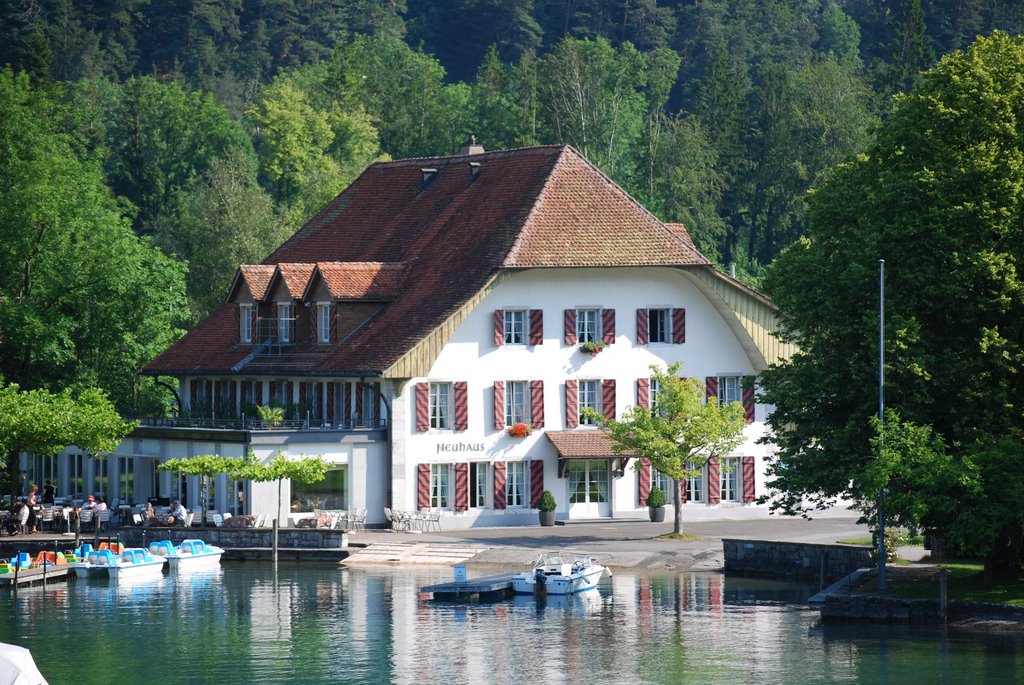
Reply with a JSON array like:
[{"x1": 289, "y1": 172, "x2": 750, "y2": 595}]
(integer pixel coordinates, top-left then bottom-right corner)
[
  {"x1": 106, "y1": 548, "x2": 167, "y2": 579},
  {"x1": 149, "y1": 539, "x2": 225, "y2": 570},
  {"x1": 512, "y1": 551, "x2": 611, "y2": 595}
]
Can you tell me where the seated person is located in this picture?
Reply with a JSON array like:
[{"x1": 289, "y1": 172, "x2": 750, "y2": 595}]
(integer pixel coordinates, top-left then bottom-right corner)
[
  {"x1": 4, "y1": 500, "x2": 28, "y2": 536},
  {"x1": 162, "y1": 499, "x2": 187, "y2": 526},
  {"x1": 141, "y1": 502, "x2": 157, "y2": 526}
]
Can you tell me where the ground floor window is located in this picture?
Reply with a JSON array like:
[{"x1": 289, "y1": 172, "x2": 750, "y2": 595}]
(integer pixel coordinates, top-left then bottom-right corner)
[
  {"x1": 430, "y1": 464, "x2": 450, "y2": 508},
  {"x1": 119, "y1": 457, "x2": 134, "y2": 505},
  {"x1": 506, "y1": 462, "x2": 526, "y2": 508},
  {"x1": 653, "y1": 468, "x2": 674, "y2": 500},
  {"x1": 93, "y1": 459, "x2": 109, "y2": 500},
  {"x1": 721, "y1": 457, "x2": 739, "y2": 502},
  {"x1": 293, "y1": 465, "x2": 346, "y2": 510},
  {"x1": 686, "y1": 462, "x2": 703, "y2": 502},
  {"x1": 28, "y1": 455, "x2": 58, "y2": 498},
  {"x1": 469, "y1": 463, "x2": 487, "y2": 508},
  {"x1": 568, "y1": 460, "x2": 608, "y2": 504}
]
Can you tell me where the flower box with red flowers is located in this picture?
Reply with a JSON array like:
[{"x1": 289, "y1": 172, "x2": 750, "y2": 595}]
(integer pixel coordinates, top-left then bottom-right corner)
[
  {"x1": 507, "y1": 422, "x2": 533, "y2": 438},
  {"x1": 579, "y1": 340, "x2": 606, "y2": 356}
]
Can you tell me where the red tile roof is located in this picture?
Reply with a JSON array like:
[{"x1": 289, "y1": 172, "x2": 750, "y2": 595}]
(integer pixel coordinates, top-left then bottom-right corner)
[
  {"x1": 145, "y1": 145, "x2": 711, "y2": 377},
  {"x1": 314, "y1": 262, "x2": 409, "y2": 300},
  {"x1": 546, "y1": 430, "x2": 634, "y2": 458},
  {"x1": 238, "y1": 265, "x2": 276, "y2": 300}
]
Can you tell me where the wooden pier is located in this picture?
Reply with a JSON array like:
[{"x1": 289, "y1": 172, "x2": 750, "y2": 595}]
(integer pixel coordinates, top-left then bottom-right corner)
[
  {"x1": 0, "y1": 565, "x2": 72, "y2": 588},
  {"x1": 422, "y1": 572, "x2": 521, "y2": 601}
]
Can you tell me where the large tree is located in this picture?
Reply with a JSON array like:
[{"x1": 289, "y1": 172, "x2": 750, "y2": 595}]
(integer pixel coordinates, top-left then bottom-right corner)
[
  {"x1": 760, "y1": 33, "x2": 1024, "y2": 571},
  {"x1": 586, "y1": 363, "x2": 747, "y2": 535}
]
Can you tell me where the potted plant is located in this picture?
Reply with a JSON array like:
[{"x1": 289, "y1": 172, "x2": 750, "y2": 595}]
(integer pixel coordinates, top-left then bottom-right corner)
[
  {"x1": 579, "y1": 340, "x2": 606, "y2": 356},
  {"x1": 645, "y1": 485, "x2": 666, "y2": 522},
  {"x1": 537, "y1": 489, "x2": 557, "y2": 526},
  {"x1": 256, "y1": 404, "x2": 284, "y2": 428},
  {"x1": 507, "y1": 422, "x2": 533, "y2": 438}
]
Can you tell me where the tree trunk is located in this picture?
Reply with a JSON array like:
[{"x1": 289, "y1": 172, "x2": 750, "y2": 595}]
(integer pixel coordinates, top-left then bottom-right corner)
[{"x1": 672, "y1": 478, "x2": 682, "y2": 535}]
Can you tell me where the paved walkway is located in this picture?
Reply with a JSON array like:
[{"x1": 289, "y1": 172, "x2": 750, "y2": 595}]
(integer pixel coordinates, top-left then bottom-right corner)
[{"x1": 348, "y1": 515, "x2": 875, "y2": 571}]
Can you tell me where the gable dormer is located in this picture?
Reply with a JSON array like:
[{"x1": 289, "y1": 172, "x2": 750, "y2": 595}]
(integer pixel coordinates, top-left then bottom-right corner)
[
  {"x1": 302, "y1": 262, "x2": 410, "y2": 345},
  {"x1": 228, "y1": 265, "x2": 275, "y2": 344},
  {"x1": 264, "y1": 264, "x2": 315, "y2": 345}
]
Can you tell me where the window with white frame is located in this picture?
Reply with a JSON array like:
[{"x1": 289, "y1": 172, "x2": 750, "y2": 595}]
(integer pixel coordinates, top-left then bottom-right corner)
[
  {"x1": 504, "y1": 309, "x2": 525, "y2": 344},
  {"x1": 653, "y1": 468, "x2": 674, "y2": 501},
  {"x1": 277, "y1": 302, "x2": 293, "y2": 343},
  {"x1": 119, "y1": 456, "x2": 134, "y2": 504},
  {"x1": 317, "y1": 303, "x2": 331, "y2": 343},
  {"x1": 505, "y1": 381, "x2": 527, "y2": 426},
  {"x1": 685, "y1": 461, "x2": 703, "y2": 502},
  {"x1": 68, "y1": 453, "x2": 85, "y2": 498},
  {"x1": 469, "y1": 463, "x2": 488, "y2": 508},
  {"x1": 649, "y1": 378, "x2": 663, "y2": 415},
  {"x1": 240, "y1": 304, "x2": 254, "y2": 343},
  {"x1": 429, "y1": 383, "x2": 451, "y2": 430},
  {"x1": 430, "y1": 464, "x2": 450, "y2": 508},
  {"x1": 579, "y1": 380, "x2": 599, "y2": 425},
  {"x1": 576, "y1": 308, "x2": 600, "y2": 343},
  {"x1": 649, "y1": 308, "x2": 670, "y2": 343},
  {"x1": 721, "y1": 457, "x2": 739, "y2": 502},
  {"x1": 718, "y1": 376, "x2": 741, "y2": 405},
  {"x1": 506, "y1": 462, "x2": 526, "y2": 507}
]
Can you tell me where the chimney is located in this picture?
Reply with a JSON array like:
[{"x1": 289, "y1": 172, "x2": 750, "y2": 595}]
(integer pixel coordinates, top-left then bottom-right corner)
[
  {"x1": 459, "y1": 134, "x2": 485, "y2": 156},
  {"x1": 469, "y1": 161, "x2": 481, "y2": 181},
  {"x1": 421, "y1": 168, "x2": 437, "y2": 188}
]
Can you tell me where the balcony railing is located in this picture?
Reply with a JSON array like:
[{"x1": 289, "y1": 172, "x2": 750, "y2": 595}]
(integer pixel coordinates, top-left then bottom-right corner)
[{"x1": 131, "y1": 415, "x2": 387, "y2": 432}]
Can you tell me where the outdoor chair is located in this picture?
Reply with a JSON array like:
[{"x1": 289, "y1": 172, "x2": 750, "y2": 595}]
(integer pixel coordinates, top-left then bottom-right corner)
[
  {"x1": 97, "y1": 509, "x2": 112, "y2": 532},
  {"x1": 39, "y1": 507, "x2": 55, "y2": 532},
  {"x1": 422, "y1": 508, "x2": 441, "y2": 532},
  {"x1": 78, "y1": 508, "x2": 94, "y2": 532},
  {"x1": 211, "y1": 513, "x2": 224, "y2": 527}
]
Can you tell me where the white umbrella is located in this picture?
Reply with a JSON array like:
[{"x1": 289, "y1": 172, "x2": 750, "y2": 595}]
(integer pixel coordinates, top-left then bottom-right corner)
[{"x1": 0, "y1": 642, "x2": 49, "y2": 685}]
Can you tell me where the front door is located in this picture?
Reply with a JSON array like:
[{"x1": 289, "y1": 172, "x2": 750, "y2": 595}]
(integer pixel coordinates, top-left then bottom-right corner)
[{"x1": 567, "y1": 460, "x2": 611, "y2": 518}]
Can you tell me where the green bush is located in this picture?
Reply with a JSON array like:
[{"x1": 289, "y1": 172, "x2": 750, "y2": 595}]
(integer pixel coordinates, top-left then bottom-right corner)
[
  {"x1": 645, "y1": 485, "x2": 666, "y2": 508},
  {"x1": 537, "y1": 489, "x2": 557, "y2": 512}
]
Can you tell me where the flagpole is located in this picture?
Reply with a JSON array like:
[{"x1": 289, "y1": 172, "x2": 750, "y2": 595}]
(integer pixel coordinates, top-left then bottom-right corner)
[{"x1": 878, "y1": 259, "x2": 886, "y2": 592}]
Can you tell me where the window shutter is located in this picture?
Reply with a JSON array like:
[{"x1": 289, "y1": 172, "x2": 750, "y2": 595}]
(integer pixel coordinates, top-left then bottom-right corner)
[
  {"x1": 330, "y1": 304, "x2": 338, "y2": 342},
  {"x1": 189, "y1": 380, "x2": 198, "y2": 412},
  {"x1": 299, "y1": 382, "x2": 307, "y2": 409},
  {"x1": 454, "y1": 463, "x2": 468, "y2": 511},
  {"x1": 494, "y1": 310, "x2": 504, "y2": 347},
  {"x1": 602, "y1": 379, "x2": 616, "y2": 421},
  {"x1": 672, "y1": 308, "x2": 686, "y2": 344},
  {"x1": 415, "y1": 383, "x2": 430, "y2": 432},
  {"x1": 530, "y1": 459, "x2": 545, "y2": 508},
  {"x1": 636, "y1": 308, "x2": 649, "y2": 345},
  {"x1": 565, "y1": 380, "x2": 578, "y2": 429},
  {"x1": 742, "y1": 456, "x2": 756, "y2": 503},
  {"x1": 326, "y1": 382, "x2": 335, "y2": 426},
  {"x1": 230, "y1": 381, "x2": 238, "y2": 418},
  {"x1": 493, "y1": 461, "x2": 507, "y2": 510},
  {"x1": 529, "y1": 309, "x2": 543, "y2": 345},
  {"x1": 563, "y1": 309, "x2": 577, "y2": 345},
  {"x1": 453, "y1": 381, "x2": 468, "y2": 431},
  {"x1": 310, "y1": 304, "x2": 318, "y2": 343},
  {"x1": 493, "y1": 381, "x2": 506, "y2": 430},
  {"x1": 707, "y1": 458, "x2": 721, "y2": 505},
  {"x1": 638, "y1": 458, "x2": 651, "y2": 506},
  {"x1": 602, "y1": 308, "x2": 616, "y2": 344},
  {"x1": 235, "y1": 305, "x2": 241, "y2": 343},
  {"x1": 636, "y1": 378, "x2": 650, "y2": 409},
  {"x1": 417, "y1": 464, "x2": 431, "y2": 509},
  {"x1": 342, "y1": 383, "x2": 352, "y2": 427},
  {"x1": 705, "y1": 376, "x2": 719, "y2": 403},
  {"x1": 268, "y1": 381, "x2": 277, "y2": 405},
  {"x1": 680, "y1": 478, "x2": 688, "y2": 503},
  {"x1": 530, "y1": 380, "x2": 544, "y2": 428},
  {"x1": 284, "y1": 381, "x2": 293, "y2": 407},
  {"x1": 742, "y1": 376, "x2": 756, "y2": 423}
]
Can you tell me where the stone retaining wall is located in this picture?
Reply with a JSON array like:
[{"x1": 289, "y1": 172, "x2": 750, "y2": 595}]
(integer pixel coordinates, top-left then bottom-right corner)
[
  {"x1": 723, "y1": 539, "x2": 872, "y2": 584},
  {"x1": 119, "y1": 527, "x2": 348, "y2": 550},
  {"x1": 820, "y1": 593, "x2": 1024, "y2": 623}
]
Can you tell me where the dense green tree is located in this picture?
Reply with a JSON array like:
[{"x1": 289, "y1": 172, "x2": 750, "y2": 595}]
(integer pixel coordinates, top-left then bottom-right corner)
[
  {"x1": 0, "y1": 70, "x2": 187, "y2": 413},
  {"x1": 159, "y1": 453, "x2": 249, "y2": 525},
  {"x1": 760, "y1": 33, "x2": 1024, "y2": 571}
]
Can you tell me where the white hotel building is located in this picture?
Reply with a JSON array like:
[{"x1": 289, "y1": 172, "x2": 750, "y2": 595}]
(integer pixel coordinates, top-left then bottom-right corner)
[{"x1": 45, "y1": 143, "x2": 793, "y2": 528}]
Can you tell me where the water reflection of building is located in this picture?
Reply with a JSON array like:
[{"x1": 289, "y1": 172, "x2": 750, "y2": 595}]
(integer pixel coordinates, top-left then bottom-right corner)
[{"x1": 40, "y1": 142, "x2": 794, "y2": 528}]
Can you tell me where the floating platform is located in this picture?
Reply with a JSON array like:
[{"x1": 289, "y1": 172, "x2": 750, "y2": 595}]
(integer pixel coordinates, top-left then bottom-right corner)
[
  {"x1": 0, "y1": 566, "x2": 72, "y2": 587},
  {"x1": 422, "y1": 572, "x2": 520, "y2": 601}
]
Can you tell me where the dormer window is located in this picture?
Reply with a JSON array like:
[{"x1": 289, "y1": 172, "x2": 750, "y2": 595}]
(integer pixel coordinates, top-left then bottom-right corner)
[
  {"x1": 240, "y1": 304, "x2": 253, "y2": 344},
  {"x1": 277, "y1": 302, "x2": 293, "y2": 343},
  {"x1": 317, "y1": 303, "x2": 331, "y2": 343}
]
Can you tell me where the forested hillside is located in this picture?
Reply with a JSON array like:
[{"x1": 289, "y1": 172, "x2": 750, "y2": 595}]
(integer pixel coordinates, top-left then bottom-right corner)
[{"x1": 1, "y1": 1, "x2": 1022, "y2": 410}]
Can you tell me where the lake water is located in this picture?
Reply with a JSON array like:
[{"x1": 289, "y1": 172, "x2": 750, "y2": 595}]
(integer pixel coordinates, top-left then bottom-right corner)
[{"x1": 1, "y1": 562, "x2": 1022, "y2": 684}]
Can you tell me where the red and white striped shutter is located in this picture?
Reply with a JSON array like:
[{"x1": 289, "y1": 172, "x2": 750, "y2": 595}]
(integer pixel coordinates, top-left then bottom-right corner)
[
  {"x1": 326, "y1": 382, "x2": 336, "y2": 425},
  {"x1": 602, "y1": 379, "x2": 616, "y2": 421},
  {"x1": 494, "y1": 310, "x2": 504, "y2": 347},
  {"x1": 267, "y1": 381, "x2": 277, "y2": 405},
  {"x1": 234, "y1": 305, "x2": 241, "y2": 342},
  {"x1": 189, "y1": 380, "x2": 197, "y2": 412},
  {"x1": 672, "y1": 308, "x2": 686, "y2": 344},
  {"x1": 529, "y1": 309, "x2": 543, "y2": 346},
  {"x1": 741, "y1": 456, "x2": 756, "y2": 503},
  {"x1": 341, "y1": 383, "x2": 352, "y2": 426},
  {"x1": 330, "y1": 304, "x2": 338, "y2": 342},
  {"x1": 417, "y1": 464, "x2": 431, "y2": 509},
  {"x1": 565, "y1": 380, "x2": 579, "y2": 429},
  {"x1": 705, "y1": 376, "x2": 719, "y2": 403},
  {"x1": 707, "y1": 458, "x2": 721, "y2": 505},
  {"x1": 638, "y1": 458, "x2": 651, "y2": 506},
  {"x1": 679, "y1": 478, "x2": 688, "y2": 503},
  {"x1": 530, "y1": 380, "x2": 544, "y2": 428},
  {"x1": 284, "y1": 381, "x2": 293, "y2": 406},
  {"x1": 636, "y1": 308, "x2": 649, "y2": 345},
  {"x1": 530, "y1": 460, "x2": 545, "y2": 507},
  {"x1": 309, "y1": 304, "x2": 318, "y2": 343},
  {"x1": 454, "y1": 463, "x2": 468, "y2": 511},
  {"x1": 453, "y1": 382, "x2": 468, "y2": 431},
  {"x1": 355, "y1": 382, "x2": 364, "y2": 420},
  {"x1": 415, "y1": 383, "x2": 430, "y2": 432},
  {"x1": 563, "y1": 309, "x2": 577, "y2": 345},
  {"x1": 602, "y1": 308, "x2": 616, "y2": 344},
  {"x1": 493, "y1": 381, "x2": 506, "y2": 430},
  {"x1": 230, "y1": 381, "x2": 238, "y2": 417},
  {"x1": 742, "y1": 376, "x2": 756, "y2": 423},
  {"x1": 299, "y1": 382, "x2": 307, "y2": 409},
  {"x1": 636, "y1": 378, "x2": 650, "y2": 409},
  {"x1": 493, "y1": 461, "x2": 507, "y2": 510}
]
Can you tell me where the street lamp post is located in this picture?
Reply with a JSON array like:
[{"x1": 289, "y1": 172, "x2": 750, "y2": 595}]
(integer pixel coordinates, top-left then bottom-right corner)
[{"x1": 878, "y1": 259, "x2": 886, "y2": 593}]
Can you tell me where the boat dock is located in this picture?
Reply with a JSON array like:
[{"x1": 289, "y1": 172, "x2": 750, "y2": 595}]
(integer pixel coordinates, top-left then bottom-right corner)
[
  {"x1": 421, "y1": 572, "x2": 521, "y2": 601},
  {"x1": 0, "y1": 565, "x2": 72, "y2": 587}
]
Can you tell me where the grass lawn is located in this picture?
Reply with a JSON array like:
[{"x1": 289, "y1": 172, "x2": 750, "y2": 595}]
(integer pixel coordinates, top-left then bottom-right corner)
[
  {"x1": 653, "y1": 532, "x2": 702, "y2": 542},
  {"x1": 858, "y1": 562, "x2": 1024, "y2": 607}
]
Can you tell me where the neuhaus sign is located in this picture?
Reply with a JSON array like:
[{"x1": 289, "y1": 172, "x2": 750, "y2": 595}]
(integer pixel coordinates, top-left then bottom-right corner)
[{"x1": 435, "y1": 441, "x2": 485, "y2": 455}]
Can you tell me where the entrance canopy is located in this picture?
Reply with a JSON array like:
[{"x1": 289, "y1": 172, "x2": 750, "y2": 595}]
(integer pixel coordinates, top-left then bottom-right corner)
[{"x1": 545, "y1": 431, "x2": 634, "y2": 478}]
